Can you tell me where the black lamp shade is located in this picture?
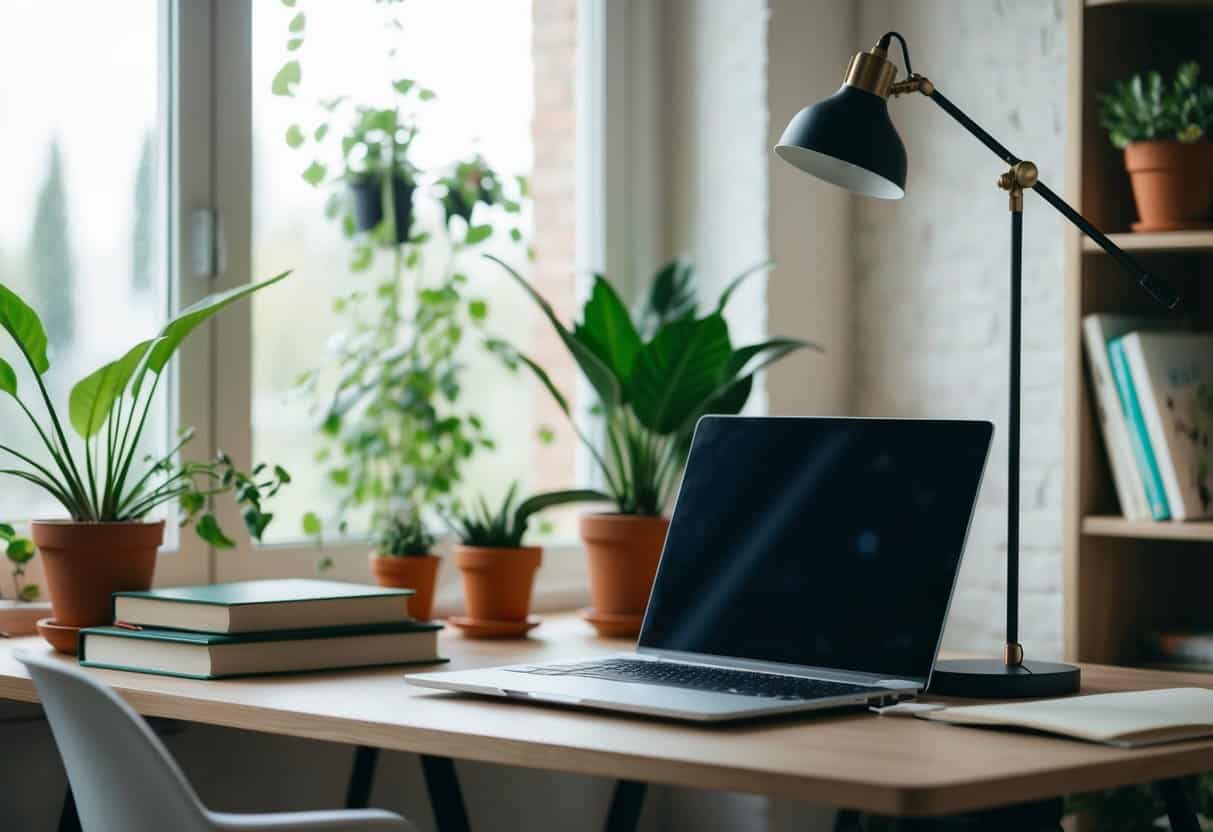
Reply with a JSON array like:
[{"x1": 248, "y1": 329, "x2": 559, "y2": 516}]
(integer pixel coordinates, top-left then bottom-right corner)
[{"x1": 775, "y1": 85, "x2": 907, "y2": 199}]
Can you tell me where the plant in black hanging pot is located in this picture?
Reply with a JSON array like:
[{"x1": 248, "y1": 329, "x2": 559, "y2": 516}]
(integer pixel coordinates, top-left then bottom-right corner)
[{"x1": 342, "y1": 107, "x2": 419, "y2": 244}]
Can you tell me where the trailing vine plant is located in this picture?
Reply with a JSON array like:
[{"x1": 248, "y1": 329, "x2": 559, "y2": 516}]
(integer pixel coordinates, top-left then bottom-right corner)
[{"x1": 270, "y1": 0, "x2": 529, "y2": 541}]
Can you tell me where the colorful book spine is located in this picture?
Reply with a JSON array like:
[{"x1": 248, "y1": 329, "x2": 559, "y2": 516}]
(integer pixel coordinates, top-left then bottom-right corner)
[{"x1": 1107, "y1": 338, "x2": 1170, "y2": 520}]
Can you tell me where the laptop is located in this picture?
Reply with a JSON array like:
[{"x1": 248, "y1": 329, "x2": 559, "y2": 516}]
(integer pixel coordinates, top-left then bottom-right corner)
[{"x1": 409, "y1": 416, "x2": 993, "y2": 722}]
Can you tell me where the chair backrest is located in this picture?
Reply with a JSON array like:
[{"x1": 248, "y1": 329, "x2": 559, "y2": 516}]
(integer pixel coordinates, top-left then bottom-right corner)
[{"x1": 17, "y1": 649, "x2": 214, "y2": 832}]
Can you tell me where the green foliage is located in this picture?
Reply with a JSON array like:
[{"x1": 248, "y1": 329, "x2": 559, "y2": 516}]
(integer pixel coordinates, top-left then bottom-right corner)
[
  {"x1": 486, "y1": 256, "x2": 821, "y2": 516},
  {"x1": 29, "y1": 139, "x2": 76, "y2": 347},
  {"x1": 447, "y1": 483, "x2": 608, "y2": 548},
  {"x1": 0, "y1": 524, "x2": 38, "y2": 602},
  {"x1": 0, "y1": 274, "x2": 293, "y2": 551},
  {"x1": 276, "y1": 0, "x2": 530, "y2": 542},
  {"x1": 1100, "y1": 61, "x2": 1213, "y2": 149},
  {"x1": 376, "y1": 513, "x2": 435, "y2": 557}
]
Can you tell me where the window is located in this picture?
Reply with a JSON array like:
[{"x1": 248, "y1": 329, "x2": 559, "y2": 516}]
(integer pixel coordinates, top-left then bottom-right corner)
[
  {"x1": 243, "y1": 0, "x2": 585, "y2": 560},
  {"x1": 0, "y1": 0, "x2": 594, "y2": 594}
]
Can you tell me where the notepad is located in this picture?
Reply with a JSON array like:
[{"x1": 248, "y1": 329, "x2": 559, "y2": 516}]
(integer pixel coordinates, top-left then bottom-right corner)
[{"x1": 922, "y1": 688, "x2": 1213, "y2": 748}]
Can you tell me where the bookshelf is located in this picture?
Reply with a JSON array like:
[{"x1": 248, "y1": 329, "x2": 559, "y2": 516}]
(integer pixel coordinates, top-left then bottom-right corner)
[{"x1": 1064, "y1": 0, "x2": 1213, "y2": 666}]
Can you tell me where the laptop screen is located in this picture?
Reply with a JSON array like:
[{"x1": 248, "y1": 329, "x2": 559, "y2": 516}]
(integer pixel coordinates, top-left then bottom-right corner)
[{"x1": 638, "y1": 417, "x2": 992, "y2": 683}]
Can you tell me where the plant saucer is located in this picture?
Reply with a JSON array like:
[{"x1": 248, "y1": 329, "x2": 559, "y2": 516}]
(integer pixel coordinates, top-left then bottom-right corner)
[
  {"x1": 580, "y1": 608, "x2": 644, "y2": 639},
  {"x1": 447, "y1": 615, "x2": 541, "y2": 639},
  {"x1": 35, "y1": 618, "x2": 81, "y2": 655}
]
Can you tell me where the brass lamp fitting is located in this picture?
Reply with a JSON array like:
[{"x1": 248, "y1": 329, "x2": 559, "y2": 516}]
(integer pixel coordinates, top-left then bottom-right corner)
[
  {"x1": 1003, "y1": 642, "x2": 1025, "y2": 667},
  {"x1": 998, "y1": 161, "x2": 1038, "y2": 212},
  {"x1": 843, "y1": 46, "x2": 898, "y2": 98}
]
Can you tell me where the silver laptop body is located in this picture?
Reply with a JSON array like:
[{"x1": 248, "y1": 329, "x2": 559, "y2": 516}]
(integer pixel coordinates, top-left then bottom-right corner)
[{"x1": 410, "y1": 416, "x2": 993, "y2": 722}]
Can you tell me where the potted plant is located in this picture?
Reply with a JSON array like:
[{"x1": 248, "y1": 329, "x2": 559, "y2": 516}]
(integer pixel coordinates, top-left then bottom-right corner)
[
  {"x1": 486, "y1": 255, "x2": 819, "y2": 636},
  {"x1": 0, "y1": 524, "x2": 49, "y2": 636},
  {"x1": 446, "y1": 483, "x2": 607, "y2": 638},
  {"x1": 369, "y1": 513, "x2": 439, "y2": 621},
  {"x1": 343, "y1": 107, "x2": 419, "y2": 242},
  {"x1": 1100, "y1": 61, "x2": 1213, "y2": 231},
  {"x1": 0, "y1": 274, "x2": 292, "y2": 652}
]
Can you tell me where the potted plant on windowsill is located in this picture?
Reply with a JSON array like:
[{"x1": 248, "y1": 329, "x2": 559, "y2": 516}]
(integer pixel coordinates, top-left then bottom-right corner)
[
  {"x1": 369, "y1": 513, "x2": 439, "y2": 621},
  {"x1": 486, "y1": 255, "x2": 820, "y2": 637},
  {"x1": 1100, "y1": 61, "x2": 1213, "y2": 231},
  {"x1": 0, "y1": 525, "x2": 49, "y2": 637},
  {"x1": 446, "y1": 483, "x2": 607, "y2": 638},
  {"x1": 0, "y1": 274, "x2": 292, "y2": 652}
]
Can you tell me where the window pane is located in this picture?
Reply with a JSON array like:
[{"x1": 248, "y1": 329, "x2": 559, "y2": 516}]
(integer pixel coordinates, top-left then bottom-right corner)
[
  {"x1": 0, "y1": 1, "x2": 170, "y2": 528},
  {"x1": 252, "y1": 0, "x2": 582, "y2": 544}
]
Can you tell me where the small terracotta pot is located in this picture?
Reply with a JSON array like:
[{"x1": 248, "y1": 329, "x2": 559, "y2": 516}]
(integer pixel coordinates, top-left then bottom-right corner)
[
  {"x1": 32, "y1": 520, "x2": 163, "y2": 652},
  {"x1": 580, "y1": 514, "x2": 669, "y2": 635},
  {"x1": 369, "y1": 552, "x2": 440, "y2": 621},
  {"x1": 454, "y1": 545, "x2": 541, "y2": 623},
  {"x1": 1124, "y1": 140, "x2": 1213, "y2": 231}
]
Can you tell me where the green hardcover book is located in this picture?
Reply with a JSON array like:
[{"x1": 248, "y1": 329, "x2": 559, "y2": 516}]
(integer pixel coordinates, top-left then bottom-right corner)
[
  {"x1": 79, "y1": 620, "x2": 446, "y2": 680},
  {"x1": 112, "y1": 579, "x2": 415, "y2": 634}
]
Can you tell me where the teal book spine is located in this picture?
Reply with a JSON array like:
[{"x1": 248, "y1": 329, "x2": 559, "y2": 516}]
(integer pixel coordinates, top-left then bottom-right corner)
[{"x1": 1108, "y1": 338, "x2": 1170, "y2": 520}]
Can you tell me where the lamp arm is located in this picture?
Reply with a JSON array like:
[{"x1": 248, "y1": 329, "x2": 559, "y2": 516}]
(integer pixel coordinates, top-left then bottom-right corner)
[{"x1": 898, "y1": 78, "x2": 1182, "y2": 310}]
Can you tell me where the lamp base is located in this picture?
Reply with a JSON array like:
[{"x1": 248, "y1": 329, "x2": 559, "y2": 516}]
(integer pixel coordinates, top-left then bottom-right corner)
[{"x1": 928, "y1": 658, "x2": 1081, "y2": 699}]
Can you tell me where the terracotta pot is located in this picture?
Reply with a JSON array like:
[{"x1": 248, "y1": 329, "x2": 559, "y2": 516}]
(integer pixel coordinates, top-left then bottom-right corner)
[
  {"x1": 1124, "y1": 140, "x2": 1213, "y2": 231},
  {"x1": 32, "y1": 521, "x2": 163, "y2": 652},
  {"x1": 369, "y1": 552, "x2": 440, "y2": 621},
  {"x1": 454, "y1": 545, "x2": 541, "y2": 622},
  {"x1": 580, "y1": 514, "x2": 669, "y2": 632}
]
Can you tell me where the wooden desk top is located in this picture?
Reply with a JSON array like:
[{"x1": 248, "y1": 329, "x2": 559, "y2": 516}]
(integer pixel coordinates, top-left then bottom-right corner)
[{"x1": 3, "y1": 614, "x2": 1213, "y2": 817}]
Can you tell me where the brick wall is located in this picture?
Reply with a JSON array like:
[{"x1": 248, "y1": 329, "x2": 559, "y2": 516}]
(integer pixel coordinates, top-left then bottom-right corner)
[
  {"x1": 854, "y1": 0, "x2": 1069, "y2": 657},
  {"x1": 530, "y1": 0, "x2": 580, "y2": 503}
]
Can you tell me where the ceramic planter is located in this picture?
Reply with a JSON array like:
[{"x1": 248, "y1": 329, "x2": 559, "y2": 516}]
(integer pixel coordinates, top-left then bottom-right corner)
[
  {"x1": 369, "y1": 552, "x2": 440, "y2": 621},
  {"x1": 32, "y1": 520, "x2": 163, "y2": 654},
  {"x1": 1124, "y1": 140, "x2": 1213, "y2": 231},
  {"x1": 453, "y1": 544, "x2": 541, "y2": 628},
  {"x1": 579, "y1": 514, "x2": 669, "y2": 637},
  {"x1": 349, "y1": 174, "x2": 416, "y2": 241}
]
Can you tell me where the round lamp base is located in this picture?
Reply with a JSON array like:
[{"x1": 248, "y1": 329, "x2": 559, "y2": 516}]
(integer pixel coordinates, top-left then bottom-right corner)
[{"x1": 928, "y1": 658, "x2": 1081, "y2": 699}]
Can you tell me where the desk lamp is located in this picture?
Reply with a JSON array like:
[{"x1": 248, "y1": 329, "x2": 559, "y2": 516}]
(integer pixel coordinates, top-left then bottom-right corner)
[{"x1": 775, "y1": 32, "x2": 1181, "y2": 698}]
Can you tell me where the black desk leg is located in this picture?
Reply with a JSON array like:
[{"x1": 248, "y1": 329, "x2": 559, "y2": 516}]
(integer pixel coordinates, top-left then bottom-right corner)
[
  {"x1": 345, "y1": 745, "x2": 380, "y2": 809},
  {"x1": 1158, "y1": 778, "x2": 1202, "y2": 832},
  {"x1": 833, "y1": 809, "x2": 862, "y2": 832},
  {"x1": 604, "y1": 780, "x2": 646, "y2": 832},
  {"x1": 420, "y1": 754, "x2": 472, "y2": 832},
  {"x1": 58, "y1": 784, "x2": 81, "y2": 832}
]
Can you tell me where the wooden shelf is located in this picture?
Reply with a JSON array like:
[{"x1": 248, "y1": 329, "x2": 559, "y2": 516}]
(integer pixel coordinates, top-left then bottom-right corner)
[
  {"x1": 1081, "y1": 230, "x2": 1213, "y2": 253},
  {"x1": 1083, "y1": 515, "x2": 1213, "y2": 541}
]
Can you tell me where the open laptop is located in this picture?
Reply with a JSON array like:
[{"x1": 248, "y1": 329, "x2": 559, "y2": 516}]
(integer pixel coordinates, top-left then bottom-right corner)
[{"x1": 410, "y1": 416, "x2": 993, "y2": 722}]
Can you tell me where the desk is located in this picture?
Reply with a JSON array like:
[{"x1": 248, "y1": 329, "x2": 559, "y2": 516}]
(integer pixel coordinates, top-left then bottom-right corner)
[{"x1": 3, "y1": 614, "x2": 1213, "y2": 828}]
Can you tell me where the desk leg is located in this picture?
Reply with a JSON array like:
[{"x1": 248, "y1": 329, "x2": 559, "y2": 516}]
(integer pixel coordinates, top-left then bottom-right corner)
[
  {"x1": 346, "y1": 745, "x2": 380, "y2": 809},
  {"x1": 420, "y1": 754, "x2": 471, "y2": 832},
  {"x1": 604, "y1": 780, "x2": 646, "y2": 832},
  {"x1": 58, "y1": 784, "x2": 81, "y2": 832},
  {"x1": 1158, "y1": 778, "x2": 1201, "y2": 832}
]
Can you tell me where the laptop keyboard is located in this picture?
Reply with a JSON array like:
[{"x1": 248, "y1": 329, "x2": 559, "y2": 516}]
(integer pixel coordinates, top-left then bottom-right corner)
[{"x1": 511, "y1": 658, "x2": 877, "y2": 701}]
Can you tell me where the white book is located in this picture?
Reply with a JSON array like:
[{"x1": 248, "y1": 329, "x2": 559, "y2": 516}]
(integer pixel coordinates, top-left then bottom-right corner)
[
  {"x1": 1080, "y1": 315, "x2": 1175, "y2": 520},
  {"x1": 1122, "y1": 332, "x2": 1213, "y2": 521},
  {"x1": 923, "y1": 688, "x2": 1213, "y2": 748}
]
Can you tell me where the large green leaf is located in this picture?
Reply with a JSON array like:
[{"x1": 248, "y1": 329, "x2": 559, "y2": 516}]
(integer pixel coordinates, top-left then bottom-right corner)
[
  {"x1": 515, "y1": 489, "x2": 610, "y2": 526},
  {"x1": 0, "y1": 283, "x2": 50, "y2": 374},
  {"x1": 135, "y1": 272, "x2": 291, "y2": 394},
  {"x1": 0, "y1": 357, "x2": 16, "y2": 398},
  {"x1": 68, "y1": 339, "x2": 159, "y2": 439},
  {"x1": 484, "y1": 254, "x2": 621, "y2": 410},
  {"x1": 722, "y1": 337, "x2": 820, "y2": 381},
  {"x1": 629, "y1": 314, "x2": 732, "y2": 435},
  {"x1": 574, "y1": 276, "x2": 642, "y2": 388},
  {"x1": 639, "y1": 259, "x2": 696, "y2": 333}
]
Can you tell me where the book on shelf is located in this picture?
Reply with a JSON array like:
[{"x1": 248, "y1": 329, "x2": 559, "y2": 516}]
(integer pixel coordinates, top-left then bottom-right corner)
[
  {"x1": 1107, "y1": 337, "x2": 1172, "y2": 520},
  {"x1": 1146, "y1": 631, "x2": 1213, "y2": 669},
  {"x1": 78, "y1": 620, "x2": 445, "y2": 680},
  {"x1": 1120, "y1": 332, "x2": 1213, "y2": 521},
  {"x1": 1081, "y1": 314, "x2": 1175, "y2": 520},
  {"x1": 113, "y1": 579, "x2": 414, "y2": 634}
]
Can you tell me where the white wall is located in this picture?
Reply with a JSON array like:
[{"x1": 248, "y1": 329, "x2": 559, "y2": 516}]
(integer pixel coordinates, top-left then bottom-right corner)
[{"x1": 852, "y1": 0, "x2": 1069, "y2": 657}]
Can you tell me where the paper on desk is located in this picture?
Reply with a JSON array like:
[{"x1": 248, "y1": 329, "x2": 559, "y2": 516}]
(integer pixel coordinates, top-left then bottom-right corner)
[{"x1": 921, "y1": 687, "x2": 1213, "y2": 748}]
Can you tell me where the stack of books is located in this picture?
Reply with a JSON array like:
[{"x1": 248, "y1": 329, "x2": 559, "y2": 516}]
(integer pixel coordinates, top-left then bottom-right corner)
[
  {"x1": 78, "y1": 579, "x2": 444, "y2": 679},
  {"x1": 1082, "y1": 316, "x2": 1213, "y2": 522},
  {"x1": 1146, "y1": 631, "x2": 1213, "y2": 673}
]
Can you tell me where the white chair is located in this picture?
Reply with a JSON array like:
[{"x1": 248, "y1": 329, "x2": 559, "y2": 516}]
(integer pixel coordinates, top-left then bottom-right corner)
[{"x1": 16, "y1": 650, "x2": 416, "y2": 832}]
